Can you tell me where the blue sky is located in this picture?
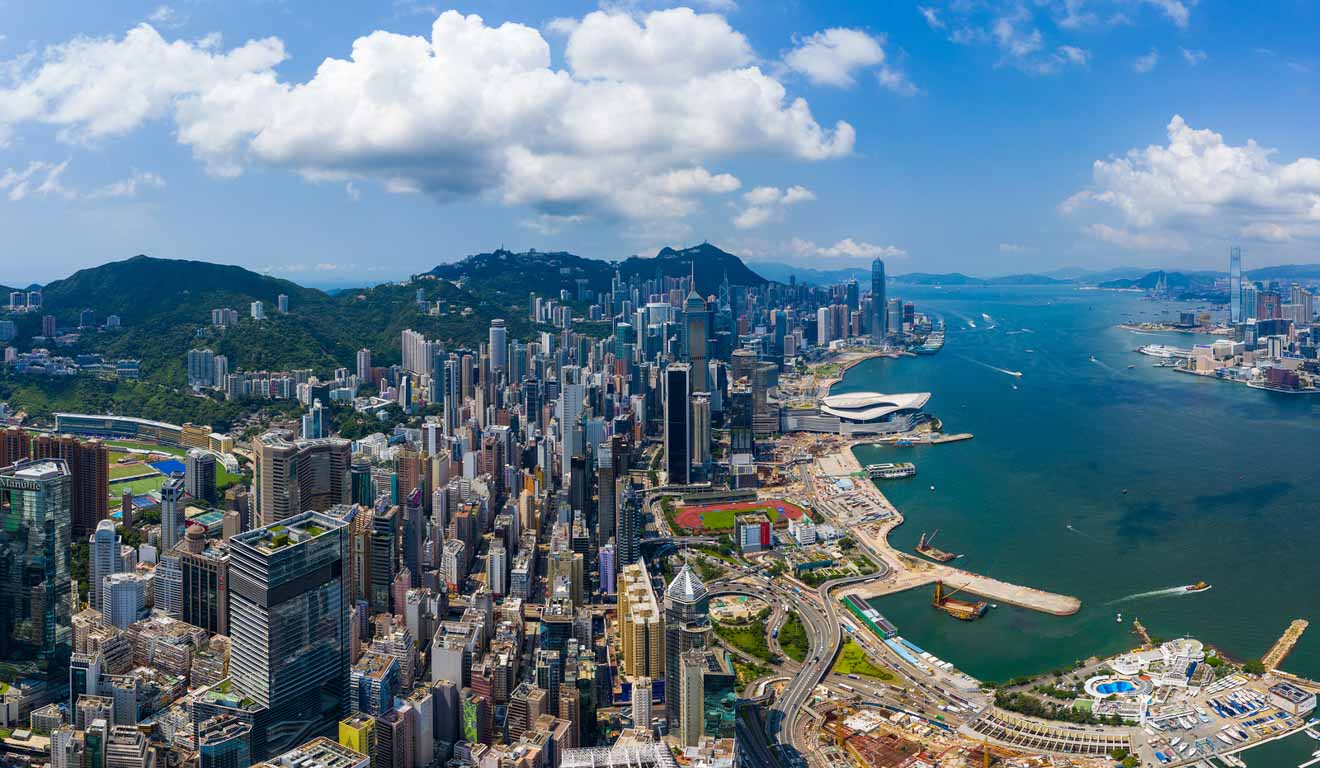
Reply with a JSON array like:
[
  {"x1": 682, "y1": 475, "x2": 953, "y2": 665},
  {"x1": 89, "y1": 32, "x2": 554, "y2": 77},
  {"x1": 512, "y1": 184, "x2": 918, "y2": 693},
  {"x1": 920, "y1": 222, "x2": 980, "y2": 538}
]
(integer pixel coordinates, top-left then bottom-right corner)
[{"x1": 1, "y1": 0, "x2": 1317, "y2": 286}]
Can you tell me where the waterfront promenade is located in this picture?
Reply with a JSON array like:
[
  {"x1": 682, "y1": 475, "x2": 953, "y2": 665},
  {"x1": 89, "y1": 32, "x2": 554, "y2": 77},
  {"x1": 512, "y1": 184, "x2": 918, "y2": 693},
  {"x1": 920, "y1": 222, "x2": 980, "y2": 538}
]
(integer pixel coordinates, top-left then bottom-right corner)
[{"x1": 810, "y1": 443, "x2": 1081, "y2": 616}]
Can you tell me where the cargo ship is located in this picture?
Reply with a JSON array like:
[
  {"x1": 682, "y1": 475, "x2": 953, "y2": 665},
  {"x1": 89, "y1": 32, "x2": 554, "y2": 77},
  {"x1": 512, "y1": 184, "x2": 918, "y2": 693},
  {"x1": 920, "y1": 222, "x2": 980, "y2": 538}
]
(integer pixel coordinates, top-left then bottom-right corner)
[
  {"x1": 866, "y1": 462, "x2": 916, "y2": 479},
  {"x1": 915, "y1": 530, "x2": 958, "y2": 562},
  {"x1": 932, "y1": 581, "x2": 987, "y2": 620}
]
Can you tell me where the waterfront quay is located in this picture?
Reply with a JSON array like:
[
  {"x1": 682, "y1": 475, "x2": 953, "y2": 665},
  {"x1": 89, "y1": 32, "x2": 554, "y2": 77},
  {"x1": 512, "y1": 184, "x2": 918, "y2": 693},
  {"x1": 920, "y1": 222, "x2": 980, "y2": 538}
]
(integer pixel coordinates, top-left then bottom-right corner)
[{"x1": 806, "y1": 442, "x2": 1082, "y2": 616}]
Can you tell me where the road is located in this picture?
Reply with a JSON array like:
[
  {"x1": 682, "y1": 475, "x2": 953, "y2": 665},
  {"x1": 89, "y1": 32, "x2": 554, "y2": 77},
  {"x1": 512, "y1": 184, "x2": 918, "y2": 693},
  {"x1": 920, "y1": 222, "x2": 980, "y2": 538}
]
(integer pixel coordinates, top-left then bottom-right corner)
[{"x1": 706, "y1": 555, "x2": 894, "y2": 768}]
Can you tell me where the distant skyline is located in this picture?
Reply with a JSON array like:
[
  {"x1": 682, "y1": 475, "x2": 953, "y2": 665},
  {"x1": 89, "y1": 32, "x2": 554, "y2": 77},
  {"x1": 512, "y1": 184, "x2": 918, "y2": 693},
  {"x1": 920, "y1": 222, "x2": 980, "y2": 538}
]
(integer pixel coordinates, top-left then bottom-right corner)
[{"x1": 1, "y1": 1, "x2": 1318, "y2": 284}]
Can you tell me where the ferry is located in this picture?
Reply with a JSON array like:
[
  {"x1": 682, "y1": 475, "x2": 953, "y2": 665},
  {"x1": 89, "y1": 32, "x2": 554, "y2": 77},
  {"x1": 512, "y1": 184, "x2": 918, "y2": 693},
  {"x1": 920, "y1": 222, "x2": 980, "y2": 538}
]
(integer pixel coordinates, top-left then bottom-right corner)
[
  {"x1": 914, "y1": 329, "x2": 945, "y2": 355},
  {"x1": 1185, "y1": 581, "x2": 1211, "y2": 593},
  {"x1": 981, "y1": 313, "x2": 992, "y2": 321},
  {"x1": 866, "y1": 462, "x2": 916, "y2": 479},
  {"x1": 1138, "y1": 344, "x2": 1193, "y2": 359}
]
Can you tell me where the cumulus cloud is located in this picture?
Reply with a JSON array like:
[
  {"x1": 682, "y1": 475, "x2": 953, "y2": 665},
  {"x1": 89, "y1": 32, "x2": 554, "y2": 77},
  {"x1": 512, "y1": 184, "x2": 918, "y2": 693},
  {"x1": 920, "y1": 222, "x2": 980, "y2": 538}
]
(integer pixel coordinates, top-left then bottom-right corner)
[
  {"x1": 733, "y1": 184, "x2": 814, "y2": 229},
  {"x1": 1061, "y1": 115, "x2": 1320, "y2": 252},
  {"x1": 1180, "y1": 47, "x2": 1206, "y2": 66},
  {"x1": 0, "y1": 9, "x2": 854, "y2": 224},
  {"x1": 783, "y1": 27, "x2": 919, "y2": 95},
  {"x1": 784, "y1": 28, "x2": 882, "y2": 87},
  {"x1": 789, "y1": 237, "x2": 906, "y2": 260},
  {"x1": 921, "y1": 1, "x2": 1193, "y2": 74},
  {"x1": 1132, "y1": 49, "x2": 1159, "y2": 73}
]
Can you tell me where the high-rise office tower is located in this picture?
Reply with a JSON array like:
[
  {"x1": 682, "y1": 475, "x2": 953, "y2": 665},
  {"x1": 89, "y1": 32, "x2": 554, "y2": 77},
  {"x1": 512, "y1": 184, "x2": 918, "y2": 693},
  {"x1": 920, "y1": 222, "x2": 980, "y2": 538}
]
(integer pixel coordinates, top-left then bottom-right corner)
[
  {"x1": 181, "y1": 526, "x2": 229, "y2": 635},
  {"x1": 678, "y1": 649, "x2": 705, "y2": 747},
  {"x1": 185, "y1": 449, "x2": 217, "y2": 504},
  {"x1": 90, "y1": 518, "x2": 122, "y2": 613},
  {"x1": 683, "y1": 280, "x2": 709, "y2": 393},
  {"x1": 616, "y1": 480, "x2": 641, "y2": 567},
  {"x1": 691, "y1": 394, "x2": 711, "y2": 478},
  {"x1": 871, "y1": 257, "x2": 887, "y2": 342},
  {"x1": 663, "y1": 564, "x2": 709, "y2": 726},
  {"x1": 663, "y1": 364, "x2": 691, "y2": 486},
  {"x1": 160, "y1": 475, "x2": 185, "y2": 553},
  {"x1": 816, "y1": 306, "x2": 831, "y2": 346},
  {"x1": 302, "y1": 399, "x2": 325, "y2": 440},
  {"x1": 253, "y1": 432, "x2": 351, "y2": 527},
  {"x1": 0, "y1": 459, "x2": 73, "y2": 700},
  {"x1": 228, "y1": 511, "x2": 350, "y2": 759},
  {"x1": 489, "y1": 319, "x2": 507, "y2": 374},
  {"x1": 1229, "y1": 246, "x2": 1243, "y2": 324},
  {"x1": 886, "y1": 298, "x2": 902, "y2": 337}
]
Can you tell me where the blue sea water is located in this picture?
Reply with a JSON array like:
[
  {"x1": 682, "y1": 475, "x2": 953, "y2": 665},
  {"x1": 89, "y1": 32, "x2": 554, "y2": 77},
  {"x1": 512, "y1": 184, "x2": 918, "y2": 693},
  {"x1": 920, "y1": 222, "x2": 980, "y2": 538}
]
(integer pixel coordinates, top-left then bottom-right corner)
[{"x1": 839, "y1": 286, "x2": 1319, "y2": 767}]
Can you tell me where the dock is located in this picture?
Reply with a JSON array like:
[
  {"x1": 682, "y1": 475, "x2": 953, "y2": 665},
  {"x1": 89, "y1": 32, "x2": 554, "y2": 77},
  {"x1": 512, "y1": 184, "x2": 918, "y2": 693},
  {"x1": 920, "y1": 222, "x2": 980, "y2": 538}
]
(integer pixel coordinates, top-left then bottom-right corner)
[{"x1": 1263, "y1": 619, "x2": 1309, "y2": 671}]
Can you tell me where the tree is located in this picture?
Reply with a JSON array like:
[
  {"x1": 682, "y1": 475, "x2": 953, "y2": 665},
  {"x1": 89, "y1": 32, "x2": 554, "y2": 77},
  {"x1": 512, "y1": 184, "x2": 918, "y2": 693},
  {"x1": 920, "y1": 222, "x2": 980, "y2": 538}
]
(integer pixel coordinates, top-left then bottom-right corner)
[{"x1": 1243, "y1": 659, "x2": 1266, "y2": 675}]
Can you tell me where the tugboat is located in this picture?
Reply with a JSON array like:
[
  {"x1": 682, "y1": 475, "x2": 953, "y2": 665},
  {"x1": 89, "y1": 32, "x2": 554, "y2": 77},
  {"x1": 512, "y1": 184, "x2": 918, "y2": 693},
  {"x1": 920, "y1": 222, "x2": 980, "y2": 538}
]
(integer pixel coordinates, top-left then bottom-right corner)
[{"x1": 1185, "y1": 581, "x2": 1211, "y2": 593}]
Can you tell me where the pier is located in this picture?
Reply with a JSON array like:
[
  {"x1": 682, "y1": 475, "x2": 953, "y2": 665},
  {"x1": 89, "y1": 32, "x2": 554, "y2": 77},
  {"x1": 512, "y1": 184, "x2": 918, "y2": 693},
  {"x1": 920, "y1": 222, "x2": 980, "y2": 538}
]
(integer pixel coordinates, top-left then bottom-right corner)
[
  {"x1": 811, "y1": 444, "x2": 1081, "y2": 617},
  {"x1": 1262, "y1": 619, "x2": 1309, "y2": 671}
]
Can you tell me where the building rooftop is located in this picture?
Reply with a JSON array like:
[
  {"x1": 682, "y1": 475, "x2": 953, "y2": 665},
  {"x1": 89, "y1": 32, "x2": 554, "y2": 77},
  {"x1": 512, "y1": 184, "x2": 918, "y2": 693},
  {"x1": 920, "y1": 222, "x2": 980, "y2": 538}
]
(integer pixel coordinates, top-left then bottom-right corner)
[{"x1": 665, "y1": 564, "x2": 708, "y2": 605}]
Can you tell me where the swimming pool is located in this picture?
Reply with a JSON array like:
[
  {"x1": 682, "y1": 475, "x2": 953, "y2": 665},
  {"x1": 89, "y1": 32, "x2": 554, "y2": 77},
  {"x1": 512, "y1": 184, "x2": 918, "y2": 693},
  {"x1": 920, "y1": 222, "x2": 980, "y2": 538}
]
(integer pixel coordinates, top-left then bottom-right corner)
[{"x1": 1096, "y1": 680, "x2": 1137, "y2": 695}]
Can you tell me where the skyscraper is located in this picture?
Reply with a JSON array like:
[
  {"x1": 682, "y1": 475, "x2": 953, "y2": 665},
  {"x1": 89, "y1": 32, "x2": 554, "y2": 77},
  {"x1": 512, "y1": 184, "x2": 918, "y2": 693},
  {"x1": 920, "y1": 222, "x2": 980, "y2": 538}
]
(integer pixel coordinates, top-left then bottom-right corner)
[
  {"x1": 253, "y1": 432, "x2": 352, "y2": 527},
  {"x1": 355, "y1": 349, "x2": 372, "y2": 385},
  {"x1": 871, "y1": 257, "x2": 886, "y2": 342},
  {"x1": 0, "y1": 459, "x2": 73, "y2": 703},
  {"x1": 185, "y1": 448, "x2": 217, "y2": 503},
  {"x1": 228, "y1": 511, "x2": 350, "y2": 759},
  {"x1": 682, "y1": 280, "x2": 709, "y2": 393},
  {"x1": 32, "y1": 433, "x2": 108, "y2": 536},
  {"x1": 489, "y1": 319, "x2": 507, "y2": 374},
  {"x1": 90, "y1": 518, "x2": 121, "y2": 613},
  {"x1": 663, "y1": 364, "x2": 691, "y2": 486},
  {"x1": 160, "y1": 475, "x2": 185, "y2": 553},
  {"x1": 1229, "y1": 246, "x2": 1244, "y2": 324},
  {"x1": 678, "y1": 649, "x2": 705, "y2": 747},
  {"x1": 663, "y1": 564, "x2": 709, "y2": 725}
]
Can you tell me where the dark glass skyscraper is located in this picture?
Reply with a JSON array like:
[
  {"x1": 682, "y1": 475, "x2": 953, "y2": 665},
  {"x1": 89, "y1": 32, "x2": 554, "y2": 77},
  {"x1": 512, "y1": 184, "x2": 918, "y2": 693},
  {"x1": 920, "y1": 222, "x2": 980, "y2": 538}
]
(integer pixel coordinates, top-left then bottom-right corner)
[
  {"x1": 0, "y1": 459, "x2": 73, "y2": 706},
  {"x1": 871, "y1": 257, "x2": 887, "y2": 342},
  {"x1": 228, "y1": 511, "x2": 349, "y2": 759},
  {"x1": 664, "y1": 363, "x2": 691, "y2": 485}
]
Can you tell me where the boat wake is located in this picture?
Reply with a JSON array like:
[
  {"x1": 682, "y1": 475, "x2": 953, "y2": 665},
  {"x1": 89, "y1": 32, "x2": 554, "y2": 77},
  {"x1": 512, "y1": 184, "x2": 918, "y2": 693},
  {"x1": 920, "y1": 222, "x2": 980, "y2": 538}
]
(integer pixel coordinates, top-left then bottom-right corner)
[
  {"x1": 1106, "y1": 586, "x2": 1195, "y2": 605},
  {"x1": 1065, "y1": 523, "x2": 1102, "y2": 542},
  {"x1": 960, "y1": 355, "x2": 1023, "y2": 378}
]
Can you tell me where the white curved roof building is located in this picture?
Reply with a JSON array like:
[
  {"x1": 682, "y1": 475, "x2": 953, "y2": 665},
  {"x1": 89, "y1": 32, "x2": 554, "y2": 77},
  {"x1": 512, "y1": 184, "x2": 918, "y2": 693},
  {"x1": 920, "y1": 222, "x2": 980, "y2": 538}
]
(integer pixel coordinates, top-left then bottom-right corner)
[
  {"x1": 782, "y1": 391, "x2": 933, "y2": 436},
  {"x1": 820, "y1": 392, "x2": 931, "y2": 421}
]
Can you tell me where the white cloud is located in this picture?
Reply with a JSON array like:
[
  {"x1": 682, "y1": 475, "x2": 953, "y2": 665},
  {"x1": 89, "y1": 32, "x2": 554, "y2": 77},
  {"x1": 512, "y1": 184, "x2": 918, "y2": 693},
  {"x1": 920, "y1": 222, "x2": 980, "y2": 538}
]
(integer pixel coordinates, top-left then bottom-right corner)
[
  {"x1": 1241, "y1": 222, "x2": 1291, "y2": 243},
  {"x1": 998, "y1": 242, "x2": 1029, "y2": 253},
  {"x1": 87, "y1": 169, "x2": 165, "y2": 199},
  {"x1": 345, "y1": 182, "x2": 361, "y2": 201},
  {"x1": 1062, "y1": 115, "x2": 1320, "y2": 252},
  {"x1": 789, "y1": 237, "x2": 906, "y2": 260},
  {"x1": 0, "y1": 160, "x2": 166, "y2": 202},
  {"x1": 1180, "y1": 47, "x2": 1206, "y2": 66},
  {"x1": 146, "y1": 5, "x2": 184, "y2": 29},
  {"x1": 0, "y1": 10, "x2": 853, "y2": 225},
  {"x1": 1085, "y1": 223, "x2": 1188, "y2": 251},
  {"x1": 733, "y1": 184, "x2": 814, "y2": 229},
  {"x1": 922, "y1": 1, "x2": 1190, "y2": 74},
  {"x1": 1132, "y1": 49, "x2": 1159, "y2": 73},
  {"x1": 784, "y1": 28, "x2": 884, "y2": 88}
]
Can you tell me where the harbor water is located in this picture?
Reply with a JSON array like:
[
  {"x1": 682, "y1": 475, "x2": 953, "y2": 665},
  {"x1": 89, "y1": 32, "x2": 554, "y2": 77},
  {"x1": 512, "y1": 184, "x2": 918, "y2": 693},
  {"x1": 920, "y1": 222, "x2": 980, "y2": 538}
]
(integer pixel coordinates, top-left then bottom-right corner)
[{"x1": 843, "y1": 287, "x2": 1318, "y2": 767}]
